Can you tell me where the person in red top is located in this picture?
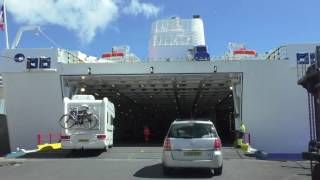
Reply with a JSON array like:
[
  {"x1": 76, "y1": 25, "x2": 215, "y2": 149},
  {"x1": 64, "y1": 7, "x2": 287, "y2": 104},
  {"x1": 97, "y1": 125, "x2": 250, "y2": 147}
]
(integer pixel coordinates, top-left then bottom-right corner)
[{"x1": 143, "y1": 126, "x2": 151, "y2": 143}]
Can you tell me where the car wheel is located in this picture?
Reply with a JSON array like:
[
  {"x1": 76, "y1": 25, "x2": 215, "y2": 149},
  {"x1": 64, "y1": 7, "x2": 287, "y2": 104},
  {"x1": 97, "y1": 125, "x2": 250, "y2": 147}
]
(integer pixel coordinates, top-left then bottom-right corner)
[
  {"x1": 162, "y1": 164, "x2": 172, "y2": 175},
  {"x1": 213, "y1": 165, "x2": 223, "y2": 176}
]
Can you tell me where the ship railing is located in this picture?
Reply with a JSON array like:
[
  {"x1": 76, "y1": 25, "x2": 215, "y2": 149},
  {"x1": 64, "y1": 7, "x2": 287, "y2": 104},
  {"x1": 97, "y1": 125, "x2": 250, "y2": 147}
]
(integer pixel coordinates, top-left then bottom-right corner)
[
  {"x1": 266, "y1": 45, "x2": 289, "y2": 61},
  {"x1": 59, "y1": 54, "x2": 270, "y2": 64},
  {"x1": 58, "y1": 49, "x2": 85, "y2": 64}
]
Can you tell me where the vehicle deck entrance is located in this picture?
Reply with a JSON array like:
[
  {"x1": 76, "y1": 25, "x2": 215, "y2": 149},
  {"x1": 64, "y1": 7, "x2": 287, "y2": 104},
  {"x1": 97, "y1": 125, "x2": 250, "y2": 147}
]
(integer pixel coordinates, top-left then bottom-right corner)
[{"x1": 61, "y1": 73, "x2": 243, "y2": 144}]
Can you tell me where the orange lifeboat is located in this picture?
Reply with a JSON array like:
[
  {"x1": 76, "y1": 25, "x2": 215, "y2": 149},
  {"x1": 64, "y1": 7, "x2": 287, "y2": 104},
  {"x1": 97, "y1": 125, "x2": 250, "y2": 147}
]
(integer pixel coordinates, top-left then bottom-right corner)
[
  {"x1": 233, "y1": 48, "x2": 256, "y2": 56},
  {"x1": 102, "y1": 51, "x2": 125, "y2": 58}
]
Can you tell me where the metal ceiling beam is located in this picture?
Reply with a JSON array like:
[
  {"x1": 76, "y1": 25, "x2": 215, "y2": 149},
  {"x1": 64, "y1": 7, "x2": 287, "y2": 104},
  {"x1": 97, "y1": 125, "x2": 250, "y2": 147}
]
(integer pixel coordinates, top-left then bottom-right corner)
[
  {"x1": 63, "y1": 73, "x2": 235, "y2": 119},
  {"x1": 191, "y1": 79, "x2": 205, "y2": 118},
  {"x1": 172, "y1": 78, "x2": 182, "y2": 118}
]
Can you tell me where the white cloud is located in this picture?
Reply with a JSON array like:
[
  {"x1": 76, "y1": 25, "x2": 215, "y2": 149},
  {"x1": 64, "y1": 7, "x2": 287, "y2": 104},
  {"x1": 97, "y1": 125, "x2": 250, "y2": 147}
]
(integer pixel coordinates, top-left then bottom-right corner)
[
  {"x1": 6, "y1": 0, "x2": 161, "y2": 44},
  {"x1": 123, "y1": 0, "x2": 160, "y2": 18}
]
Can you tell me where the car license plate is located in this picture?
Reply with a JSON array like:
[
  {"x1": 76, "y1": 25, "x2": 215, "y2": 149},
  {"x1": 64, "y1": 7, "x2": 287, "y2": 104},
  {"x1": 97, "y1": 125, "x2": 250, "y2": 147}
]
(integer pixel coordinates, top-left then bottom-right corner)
[
  {"x1": 78, "y1": 139, "x2": 89, "y2": 142},
  {"x1": 184, "y1": 151, "x2": 202, "y2": 156}
]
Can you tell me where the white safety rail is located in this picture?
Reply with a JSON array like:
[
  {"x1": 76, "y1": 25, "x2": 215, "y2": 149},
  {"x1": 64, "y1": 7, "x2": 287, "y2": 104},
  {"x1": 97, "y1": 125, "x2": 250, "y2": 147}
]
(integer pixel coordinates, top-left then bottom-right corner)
[{"x1": 58, "y1": 49, "x2": 84, "y2": 64}]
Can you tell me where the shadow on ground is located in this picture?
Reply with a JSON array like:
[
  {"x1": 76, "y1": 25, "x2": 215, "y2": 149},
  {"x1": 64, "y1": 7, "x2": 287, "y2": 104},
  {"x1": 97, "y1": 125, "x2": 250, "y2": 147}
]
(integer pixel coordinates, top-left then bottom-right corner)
[
  {"x1": 114, "y1": 143, "x2": 162, "y2": 147},
  {"x1": 134, "y1": 163, "x2": 214, "y2": 179},
  {"x1": 297, "y1": 173, "x2": 311, "y2": 176},
  {"x1": 18, "y1": 149, "x2": 104, "y2": 159}
]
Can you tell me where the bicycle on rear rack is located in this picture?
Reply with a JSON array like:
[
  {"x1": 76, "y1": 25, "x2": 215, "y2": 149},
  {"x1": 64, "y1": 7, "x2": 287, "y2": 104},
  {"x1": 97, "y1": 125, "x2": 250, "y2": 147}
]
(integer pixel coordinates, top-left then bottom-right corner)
[{"x1": 59, "y1": 105, "x2": 98, "y2": 129}]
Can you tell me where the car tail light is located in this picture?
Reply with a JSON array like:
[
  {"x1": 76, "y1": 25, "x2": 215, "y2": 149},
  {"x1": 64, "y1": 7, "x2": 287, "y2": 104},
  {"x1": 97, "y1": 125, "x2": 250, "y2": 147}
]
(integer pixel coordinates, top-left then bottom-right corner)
[
  {"x1": 60, "y1": 135, "x2": 70, "y2": 141},
  {"x1": 163, "y1": 138, "x2": 172, "y2": 151},
  {"x1": 97, "y1": 134, "x2": 106, "y2": 140},
  {"x1": 214, "y1": 138, "x2": 222, "y2": 150}
]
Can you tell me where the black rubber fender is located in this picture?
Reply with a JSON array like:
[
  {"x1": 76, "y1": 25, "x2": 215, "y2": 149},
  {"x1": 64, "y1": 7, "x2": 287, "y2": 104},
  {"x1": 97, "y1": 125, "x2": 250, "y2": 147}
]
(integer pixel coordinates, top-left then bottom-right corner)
[{"x1": 312, "y1": 163, "x2": 320, "y2": 180}]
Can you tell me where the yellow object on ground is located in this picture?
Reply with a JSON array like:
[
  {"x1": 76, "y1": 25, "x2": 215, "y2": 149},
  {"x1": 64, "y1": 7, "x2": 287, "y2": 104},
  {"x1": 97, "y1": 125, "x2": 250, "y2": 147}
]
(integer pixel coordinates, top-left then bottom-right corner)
[
  {"x1": 37, "y1": 143, "x2": 61, "y2": 151},
  {"x1": 240, "y1": 143, "x2": 250, "y2": 152}
]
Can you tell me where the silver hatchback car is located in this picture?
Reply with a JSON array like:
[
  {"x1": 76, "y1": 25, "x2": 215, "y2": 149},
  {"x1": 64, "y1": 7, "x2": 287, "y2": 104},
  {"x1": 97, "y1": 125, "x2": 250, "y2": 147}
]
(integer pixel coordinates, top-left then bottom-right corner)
[{"x1": 162, "y1": 120, "x2": 223, "y2": 175}]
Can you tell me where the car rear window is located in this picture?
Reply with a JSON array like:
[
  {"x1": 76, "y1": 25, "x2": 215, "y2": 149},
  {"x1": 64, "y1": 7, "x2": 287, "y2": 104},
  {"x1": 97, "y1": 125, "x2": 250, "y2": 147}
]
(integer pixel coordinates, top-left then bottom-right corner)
[{"x1": 168, "y1": 123, "x2": 218, "y2": 138}]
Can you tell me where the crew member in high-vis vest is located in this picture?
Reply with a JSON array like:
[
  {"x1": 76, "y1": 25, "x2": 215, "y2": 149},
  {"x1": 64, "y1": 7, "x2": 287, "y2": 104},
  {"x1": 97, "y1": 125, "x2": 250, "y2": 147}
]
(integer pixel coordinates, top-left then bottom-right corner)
[{"x1": 237, "y1": 122, "x2": 246, "y2": 146}]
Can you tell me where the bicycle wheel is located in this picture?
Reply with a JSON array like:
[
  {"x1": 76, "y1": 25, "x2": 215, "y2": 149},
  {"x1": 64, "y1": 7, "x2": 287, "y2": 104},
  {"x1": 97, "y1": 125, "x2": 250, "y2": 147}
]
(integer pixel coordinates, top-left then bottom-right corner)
[
  {"x1": 59, "y1": 114, "x2": 75, "y2": 129},
  {"x1": 82, "y1": 114, "x2": 98, "y2": 129}
]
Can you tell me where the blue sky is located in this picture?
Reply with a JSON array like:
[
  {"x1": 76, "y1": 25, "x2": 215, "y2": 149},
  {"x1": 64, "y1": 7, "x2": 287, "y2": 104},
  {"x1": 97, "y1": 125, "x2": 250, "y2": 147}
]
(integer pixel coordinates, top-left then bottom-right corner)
[{"x1": 1, "y1": 0, "x2": 320, "y2": 59}]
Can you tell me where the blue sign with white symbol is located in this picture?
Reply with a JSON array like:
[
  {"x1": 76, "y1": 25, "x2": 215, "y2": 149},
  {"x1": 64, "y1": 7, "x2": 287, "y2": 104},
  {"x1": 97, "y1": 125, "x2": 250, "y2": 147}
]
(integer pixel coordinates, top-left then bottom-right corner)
[
  {"x1": 14, "y1": 53, "x2": 25, "y2": 62},
  {"x1": 296, "y1": 53, "x2": 309, "y2": 64},
  {"x1": 39, "y1": 57, "x2": 51, "y2": 69},
  {"x1": 26, "y1": 58, "x2": 38, "y2": 69}
]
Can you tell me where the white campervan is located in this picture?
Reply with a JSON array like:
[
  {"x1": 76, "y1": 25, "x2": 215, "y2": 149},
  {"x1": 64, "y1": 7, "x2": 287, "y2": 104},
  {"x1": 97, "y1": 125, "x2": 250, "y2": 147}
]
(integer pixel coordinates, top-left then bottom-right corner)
[{"x1": 60, "y1": 95, "x2": 115, "y2": 150}]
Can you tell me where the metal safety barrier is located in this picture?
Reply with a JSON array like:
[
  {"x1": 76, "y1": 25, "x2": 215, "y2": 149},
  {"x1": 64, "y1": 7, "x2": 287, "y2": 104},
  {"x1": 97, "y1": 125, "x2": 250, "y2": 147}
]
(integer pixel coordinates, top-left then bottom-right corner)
[{"x1": 37, "y1": 132, "x2": 61, "y2": 145}]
